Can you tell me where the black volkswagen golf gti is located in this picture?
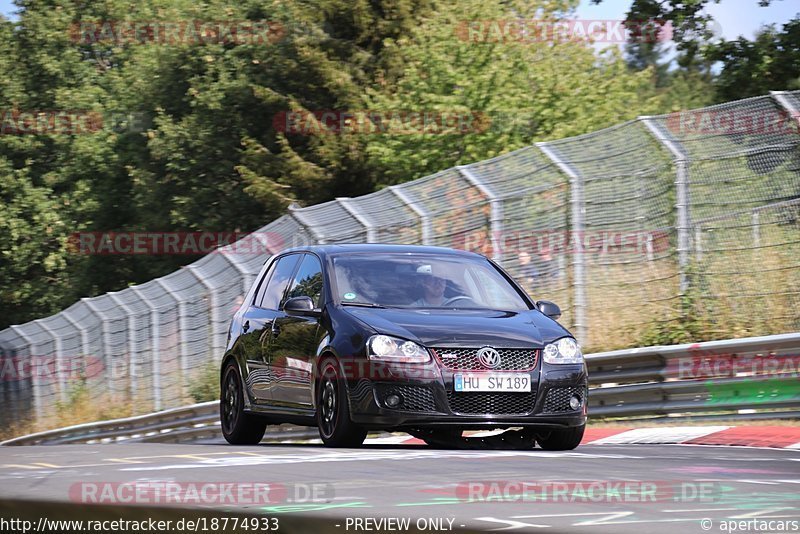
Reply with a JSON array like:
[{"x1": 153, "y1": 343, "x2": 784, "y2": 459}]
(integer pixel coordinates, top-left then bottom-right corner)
[{"x1": 220, "y1": 244, "x2": 587, "y2": 450}]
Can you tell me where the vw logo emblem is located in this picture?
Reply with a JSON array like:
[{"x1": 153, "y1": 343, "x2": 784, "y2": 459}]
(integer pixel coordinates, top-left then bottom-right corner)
[{"x1": 477, "y1": 347, "x2": 501, "y2": 369}]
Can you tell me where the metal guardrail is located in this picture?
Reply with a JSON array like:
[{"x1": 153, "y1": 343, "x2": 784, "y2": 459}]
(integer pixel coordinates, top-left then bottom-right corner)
[
  {"x1": 3, "y1": 333, "x2": 798, "y2": 445},
  {"x1": 0, "y1": 401, "x2": 318, "y2": 446},
  {"x1": 585, "y1": 332, "x2": 800, "y2": 420}
]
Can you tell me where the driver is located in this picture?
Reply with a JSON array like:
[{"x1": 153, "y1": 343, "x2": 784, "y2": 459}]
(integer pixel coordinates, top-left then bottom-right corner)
[{"x1": 411, "y1": 265, "x2": 448, "y2": 307}]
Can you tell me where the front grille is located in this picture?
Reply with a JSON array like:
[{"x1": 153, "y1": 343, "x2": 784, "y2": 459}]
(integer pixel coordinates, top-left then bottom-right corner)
[
  {"x1": 446, "y1": 390, "x2": 537, "y2": 415},
  {"x1": 543, "y1": 386, "x2": 586, "y2": 413},
  {"x1": 375, "y1": 384, "x2": 438, "y2": 412},
  {"x1": 432, "y1": 348, "x2": 538, "y2": 371}
]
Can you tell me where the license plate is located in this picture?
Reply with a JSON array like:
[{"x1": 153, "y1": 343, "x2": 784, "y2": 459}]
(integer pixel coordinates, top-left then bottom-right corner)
[{"x1": 454, "y1": 373, "x2": 531, "y2": 392}]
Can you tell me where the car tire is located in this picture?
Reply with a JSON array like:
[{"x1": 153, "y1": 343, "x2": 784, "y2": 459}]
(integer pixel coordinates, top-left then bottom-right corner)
[
  {"x1": 220, "y1": 360, "x2": 267, "y2": 445},
  {"x1": 317, "y1": 358, "x2": 367, "y2": 448},
  {"x1": 537, "y1": 424, "x2": 585, "y2": 451}
]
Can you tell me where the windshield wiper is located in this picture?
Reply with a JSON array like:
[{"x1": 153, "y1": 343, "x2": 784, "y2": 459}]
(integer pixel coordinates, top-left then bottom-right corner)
[{"x1": 341, "y1": 301, "x2": 386, "y2": 308}]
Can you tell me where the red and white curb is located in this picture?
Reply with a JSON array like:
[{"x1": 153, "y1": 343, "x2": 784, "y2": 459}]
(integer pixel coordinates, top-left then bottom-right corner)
[
  {"x1": 356, "y1": 426, "x2": 800, "y2": 449},
  {"x1": 582, "y1": 426, "x2": 800, "y2": 449}
]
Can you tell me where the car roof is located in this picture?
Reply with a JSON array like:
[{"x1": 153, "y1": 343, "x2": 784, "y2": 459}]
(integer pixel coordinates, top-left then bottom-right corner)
[{"x1": 277, "y1": 243, "x2": 485, "y2": 259}]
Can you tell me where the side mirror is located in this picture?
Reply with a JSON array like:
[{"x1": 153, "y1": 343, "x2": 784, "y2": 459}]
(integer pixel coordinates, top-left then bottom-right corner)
[
  {"x1": 284, "y1": 296, "x2": 320, "y2": 316},
  {"x1": 536, "y1": 300, "x2": 561, "y2": 320}
]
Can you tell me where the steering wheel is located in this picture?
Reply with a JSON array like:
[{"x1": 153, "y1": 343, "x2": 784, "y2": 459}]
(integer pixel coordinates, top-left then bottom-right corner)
[{"x1": 442, "y1": 295, "x2": 474, "y2": 306}]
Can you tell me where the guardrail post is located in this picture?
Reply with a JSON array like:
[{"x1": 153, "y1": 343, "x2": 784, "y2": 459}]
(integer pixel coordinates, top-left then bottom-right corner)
[
  {"x1": 9, "y1": 326, "x2": 42, "y2": 422},
  {"x1": 536, "y1": 142, "x2": 587, "y2": 344},
  {"x1": 457, "y1": 165, "x2": 504, "y2": 262},
  {"x1": 336, "y1": 197, "x2": 376, "y2": 242},
  {"x1": 33, "y1": 320, "x2": 66, "y2": 404},
  {"x1": 640, "y1": 117, "x2": 692, "y2": 294},
  {"x1": 130, "y1": 287, "x2": 162, "y2": 411},
  {"x1": 288, "y1": 204, "x2": 326, "y2": 244},
  {"x1": 389, "y1": 185, "x2": 432, "y2": 245}
]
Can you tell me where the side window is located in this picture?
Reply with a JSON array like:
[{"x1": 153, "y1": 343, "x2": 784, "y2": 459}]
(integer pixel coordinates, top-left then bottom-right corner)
[
  {"x1": 284, "y1": 254, "x2": 324, "y2": 308},
  {"x1": 259, "y1": 254, "x2": 301, "y2": 309},
  {"x1": 252, "y1": 261, "x2": 277, "y2": 307}
]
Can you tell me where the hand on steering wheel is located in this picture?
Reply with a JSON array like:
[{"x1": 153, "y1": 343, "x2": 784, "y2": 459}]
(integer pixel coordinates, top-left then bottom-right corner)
[{"x1": 442, "y1": 295, "x2": 474, "y2": 306}]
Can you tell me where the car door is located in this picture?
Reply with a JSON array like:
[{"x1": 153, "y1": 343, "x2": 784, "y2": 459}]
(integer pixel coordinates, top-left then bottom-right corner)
[
  {"x1": 242, "y1": 253, "x2": 302, "y2": 403},
  {"x1": 266, "y1": 253, "x2": 324, "y2": 409}
]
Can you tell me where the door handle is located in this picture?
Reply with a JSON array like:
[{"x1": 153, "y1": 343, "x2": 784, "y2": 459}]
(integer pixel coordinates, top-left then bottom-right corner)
[
  {"x1": 272, "y1": 324, "x2": 281, "y2": 338},
  {"x1": 242, "y1": 321, "x2": 250, "y2": 333}
]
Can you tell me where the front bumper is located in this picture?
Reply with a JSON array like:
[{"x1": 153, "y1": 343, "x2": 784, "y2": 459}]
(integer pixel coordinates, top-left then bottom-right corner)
[{"x1": 344, "y1": 357, "x2": 588, "y2": 431}]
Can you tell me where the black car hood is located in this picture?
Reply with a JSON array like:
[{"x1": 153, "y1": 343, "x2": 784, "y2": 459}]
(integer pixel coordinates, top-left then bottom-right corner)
[{"x1": 341, "y1": 307, "x2": 571, "y2": 347}]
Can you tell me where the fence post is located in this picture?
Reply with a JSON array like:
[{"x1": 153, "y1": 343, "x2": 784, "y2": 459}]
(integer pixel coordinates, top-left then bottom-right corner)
[
  {"x1": 155, "y1": 280, "x2": 189, "y2": 388},
  {"x1": 288, "y1": 204, "x2": 326, "y2": 244},
  {"x1": 389, "y1": 185, "x2": 432, "y2": 245},
  {"x1": 185, "y1": 265, "x2": 222, "y2": 360},
  {"x1": 220, "y1": 253, "x2": 252, "y2": 296},
  {"x1": 107, "y1": 293, "x2": 139, "y2": 401},
  {"x1": 752, "y1": 210, "x2": 761, "y2": 248},
  {"x1": 61, "y1": 310, "x2": 90, "y2": 370},
  {"x1": 9, "y1": 325, "x2": 42, "y2": 422},
  {"x1": 536, "y1": 142, "x2": 587, "y2": 344},
  {"x1": 457, "y1": 165, "x2": 504, "y2": 262},
  {"x1": 33, "y1": 320, "x2": 66, "y2": 404},
  {"x1": 770, "y1": 90, "x2": 800, "y2": 122},
  {"x1": 640, "y1": 116, "x2": 692, "y2": 294},
  {"x1": 130, "y1": 287, "x2": 161, "y2": 411},
  {"x1": 81, "y1": 298, "x2": 115, "y2": 398},
  {"x1": 337, "y1": 197, "x2": 376, "y2": 243}
]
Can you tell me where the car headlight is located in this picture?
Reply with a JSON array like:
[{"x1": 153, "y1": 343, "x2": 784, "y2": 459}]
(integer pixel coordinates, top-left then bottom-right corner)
[
  {"x1": 368, "y1": 335, "x2": 430, "y2": 363},
  {"x1": 543, "y1": 337, "x2": 583, "y2": 364}
]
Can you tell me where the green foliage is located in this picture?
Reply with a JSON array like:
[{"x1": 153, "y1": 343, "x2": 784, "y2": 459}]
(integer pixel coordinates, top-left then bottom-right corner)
[
  {"x1": 188, "y1": 360, "x2": 220, "y2": 403},
  {"x1": 0, "y1": 0, "x2": 795, "y2": 333},
  {"x1": 708, "y1": 16, "x2": 800, "y2": 101},
  {"x1": 362, "y1": 0, "x2": 673, "y2": 185}
]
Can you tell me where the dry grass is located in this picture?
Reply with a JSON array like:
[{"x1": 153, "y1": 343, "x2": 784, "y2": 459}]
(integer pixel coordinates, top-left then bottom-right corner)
[
  {"x1": 528, "y1": 235, "x2": 799, "y2": 352},
  {"x1": 1, "y1": 385, "x2": 160, "y2": 441}
]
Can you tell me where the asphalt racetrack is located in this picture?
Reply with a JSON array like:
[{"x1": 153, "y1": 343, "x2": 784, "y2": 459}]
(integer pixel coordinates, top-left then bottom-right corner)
[{"x1": 0, "y1": 438, "x2": 798, "y2": 533}]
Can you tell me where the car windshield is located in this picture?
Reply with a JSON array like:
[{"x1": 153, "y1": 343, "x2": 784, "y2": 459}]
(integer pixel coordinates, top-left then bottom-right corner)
[{"x1": 331, "y1": 253, "x2": 530, "y2": 311}]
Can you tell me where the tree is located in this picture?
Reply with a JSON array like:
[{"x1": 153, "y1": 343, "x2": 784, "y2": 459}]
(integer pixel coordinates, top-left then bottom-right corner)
[
  {"x1": 708, "y1": 16, "x2": 800, "y2": 102},
  {"x1": 362, "y1": 0, "x2": 673, "y2": 185}
]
